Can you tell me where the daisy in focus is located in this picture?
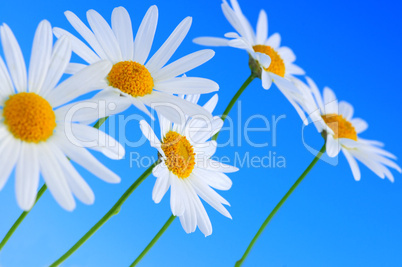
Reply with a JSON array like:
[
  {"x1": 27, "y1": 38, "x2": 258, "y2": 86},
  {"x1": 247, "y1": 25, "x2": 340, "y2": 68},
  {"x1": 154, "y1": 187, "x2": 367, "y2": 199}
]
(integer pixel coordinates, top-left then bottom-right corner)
[
  {"x1": 0, "y1": 20, "x2": 124, "y2": 211},
  {"x1": 294, "y1": 77, "x2": 401, "y2": 182},
  {"x1": 193, "y1": 0, "x2": 306, "y2": 121},
  {"x1": 140, "y1": 94, "x2": 238, "y2": 236},
  {"x1": 53, "y1": 6, "x2": 218, "y2": 123}
]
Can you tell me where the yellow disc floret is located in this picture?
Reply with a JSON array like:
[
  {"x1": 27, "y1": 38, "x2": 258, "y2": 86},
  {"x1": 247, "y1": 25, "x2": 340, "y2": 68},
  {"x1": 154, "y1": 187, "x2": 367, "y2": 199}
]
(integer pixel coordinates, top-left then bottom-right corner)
[
  {"x1": 321, "y1": 114, "x2": 357, "y2": 141},
  {"x1": 161, "y1": 131, "x2": 195, "y2": 179},
  {"x1": 3, "y1": 92, "x2": 56, "y2": 143},
  {"x1": 107, "y1": 61, "x2": 154, "y2": 97},
  {"x1": 253, "y1": 45, "x2": 285, "y2": 77}
]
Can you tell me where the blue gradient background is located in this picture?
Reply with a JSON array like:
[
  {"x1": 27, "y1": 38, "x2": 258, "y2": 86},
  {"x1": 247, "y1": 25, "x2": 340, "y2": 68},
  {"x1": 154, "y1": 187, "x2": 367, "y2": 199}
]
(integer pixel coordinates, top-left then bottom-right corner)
[{"x1": 0, "y1": 0, "x2": 401, "y2": 266}]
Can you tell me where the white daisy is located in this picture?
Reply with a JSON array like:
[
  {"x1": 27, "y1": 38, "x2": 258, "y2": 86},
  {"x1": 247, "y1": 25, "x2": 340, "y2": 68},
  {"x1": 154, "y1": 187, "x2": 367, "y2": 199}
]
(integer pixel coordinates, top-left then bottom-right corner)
[
  {"x1": 140, "y1": 94, "x2": 238, "y2": 236},
  {"x1": 53, "y1": 6, "x2": 218, "y2": 123},
  {"x1": 294, "y1": 77, "x2": 401, "y2": 182},
  {"x1": 193, "y1": 0, "x2": 307, "y2": 121},
  {"x1": 0, "y1": 20, "x2": 125, "y2": 211}
]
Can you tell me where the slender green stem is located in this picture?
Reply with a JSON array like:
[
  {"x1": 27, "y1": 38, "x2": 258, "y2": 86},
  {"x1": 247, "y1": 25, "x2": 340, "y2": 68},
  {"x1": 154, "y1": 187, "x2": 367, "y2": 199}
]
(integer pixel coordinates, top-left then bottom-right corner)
[
  {"x1": 50, "y1": 161, "x2": 158, "y2": 267},
  {"x1": 234, "y1": 144, "x2": 326, "y2": 267},
  {"x1": 0, "y1": 184, "x2": 47, "y2": 251},
  {"x1": 93, "y1": 116, "x2": 109, "y2": 129},
  {"x1": 0, "y1": 118, "x2": 108, "y2": 252},
  {"x1": 212, "y1": 73, "x2": 256, "y2": 141},
  {"x1": 130, "y1": 215, "x2": 176, "y2": 267}
]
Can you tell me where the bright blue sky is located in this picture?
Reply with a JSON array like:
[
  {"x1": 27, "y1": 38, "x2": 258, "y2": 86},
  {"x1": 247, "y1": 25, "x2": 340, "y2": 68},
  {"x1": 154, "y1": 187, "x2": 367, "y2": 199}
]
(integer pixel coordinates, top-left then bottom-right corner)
[{"x1": 0, "y1": 0, "x2": 401, "y2": 266}]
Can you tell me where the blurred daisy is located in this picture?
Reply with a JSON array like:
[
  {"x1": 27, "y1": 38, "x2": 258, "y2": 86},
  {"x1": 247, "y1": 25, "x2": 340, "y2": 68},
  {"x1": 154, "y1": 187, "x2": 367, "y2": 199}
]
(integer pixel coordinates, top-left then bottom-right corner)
[
  {"x1": 140, "y1": 94, "x2": 238, "y2": 236},
  {"x1": 54, "y1": 6, "x2": 218, "y2": 123},
  {"x1": 294, "y1": 77, "x2": 401, "y2": 182},
  {"x1": 193, "y1": 0, "x2": 306, "y2": 121},
  {"x1": 0, "y1": 20, "x2": 124, "y2": 211}
]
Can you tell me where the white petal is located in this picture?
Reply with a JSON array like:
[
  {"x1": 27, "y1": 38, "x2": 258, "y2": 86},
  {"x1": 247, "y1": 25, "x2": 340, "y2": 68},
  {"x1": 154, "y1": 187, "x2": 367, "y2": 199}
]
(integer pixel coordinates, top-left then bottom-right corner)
[
  {"x1": 153, "y1": 49, "x2": 215, "y2": 82},
  {"x1": 192, "y1": 167, "x2": 232, "y2": 190},
  {"x1": 323, "y1": 87, "x2": 338, "y2": 114},
  {"x1": 351, "y1": 118, "x2": 368, "y2": 134},
  {"x1": 352, "y1": 150, "x2": 386, "y2": 179},
  {"x1": 53, "y1": 27, "x2": 100, "y2": 64},
  {"x1": 180, "y1": 180, "x2": 197, "y2": 233},
  {"x1": 286, "y1": 63, "x2": 305, "y2": 75},
  {"x1": 0, "y1": 24, "x2": 27, "y2": 93},
  {"x1": 154, "y1": 77, "x2": 219, "y2": 94},
  {"x1": 69, "y1": 123, "x2": 125, "y2": 160},
  {"x1": 189, "y1": 175, "x2": 231, "y2": 219},
  {"x1": 52, "y1": 143, "x2": 95, "y2": 205},
  {"x1": 265, "y1": 33, "x2": 280, "y2": 50},
  {"x1": 0, "y1": 56, "x2": 14, "y2": 96},
  {"x1": 0, "y1": 136, "x2": 20, "y2": 190},
  {"x1": 142, "y1": 91, "x2": 212, "y2": 123},
  {"x1": 184, "y1": 179, "x2": 213, "y2": 236},
  {"x1": 139, "y1": 120, "x2": 163, "y2": 155},
  {"x1": 170, "y1": 173, "x2": 185, "y2": 216},
  {"x1": 326, "y1": 134, "x2": 340, "y2": 157},
  {"x1": 64, "y1": 11, "x2": 108, "y2": 60},
  {"x1": 28, "y1": 20, "x2": 52, "y2": 93},
  {"x1": 39, "y1": 143, "x2": 76, "y2": 211},
  {"x1": 201, "y1": 158, "x2": 239, "y2": 173},
  {"x1": 194, "y1": 141, "x2": 217, "y2": 159},
  {"x1": 133, "y1": 5, "x2": 158, "y2": 64},
  {"x1": 55, "y1": 90, "x2": 130, "y2": 124},
  {"x1": 146, "y1": 17, "x2": 192, "y2": 74},
  {"x1": 277, "y1": 46, "x2": 296, "y2": 62},
  {"x1": 65, "y1": 63, "x2": 87, "y2": 74},
  {"x1": 261, "y1": 71, "x2": 272, "y2": 89},
  {"x1": 202, "y1": 94, "x2": 218, "y2": 114},
  {"x1": 111, "y1": 6, "x2": 134, "y2": 60},
  {"x1": 40, "y1": 36, "x2": 71, "y2": 96},
  {"x1": 342, "y1": 148, "x2": 361, "y2": 181},
  {"x1": 193, "y1": 37, "x2": 229, "y2": 47},
  {"x1": 55, "y1": 133, "x2": 121, "y2": 183},
  {"x1": 152, "y1": 165, "x2": 170, "y2": 203},
  {"x1": 256, "y1": 10, "x2": 268, "y2": 44},
  {"x1": 189, "y1": 116, "x2": 223, "y2": 144},
  {"x1": 131, "y1": 96, "x2": 154, "y2": 119},
  {"x1": 46, "y1": 60, "x2": 112, "y2": 107},
  {"x1": 15, "y1": 143, "x2": 40, "y2": 210},
  {"x1": 339, "y1": 101, "x2": 354, "y2": 120},
  {"x1": 306, "y1": 77, "x2": 324, "y2": 112},
  {"x1": 87, "y1": 9, "x2": 122, "y2": 61}
]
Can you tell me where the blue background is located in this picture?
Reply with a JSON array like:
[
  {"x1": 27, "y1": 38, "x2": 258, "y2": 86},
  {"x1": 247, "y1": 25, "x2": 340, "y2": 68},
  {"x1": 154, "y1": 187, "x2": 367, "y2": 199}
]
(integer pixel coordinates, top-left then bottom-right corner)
[{"x1": 0, "y1": 0, "x2": 401, "y2": 266}]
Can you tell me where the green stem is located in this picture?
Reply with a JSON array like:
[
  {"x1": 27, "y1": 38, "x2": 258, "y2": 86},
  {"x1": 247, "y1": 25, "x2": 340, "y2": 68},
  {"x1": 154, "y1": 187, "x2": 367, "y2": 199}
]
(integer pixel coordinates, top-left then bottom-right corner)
[
  {"x1": 50, "y1": 161, "x2": 158, "y2": 267},
  {"x1": 212, "y1": 73, "x2": 256, "y2": 141},
  {"x1": 130, "y1": 215, "x2": 176, "y2": 267},
  {"x1": 234, "y1": 144, "x2": 326, "y2": 267},
  {"x1": 0, "y1": 118, "x2": 108, "y2": 253},
  {"x1": 0, "y1": 184, "x2": 47, "y2": 251}
]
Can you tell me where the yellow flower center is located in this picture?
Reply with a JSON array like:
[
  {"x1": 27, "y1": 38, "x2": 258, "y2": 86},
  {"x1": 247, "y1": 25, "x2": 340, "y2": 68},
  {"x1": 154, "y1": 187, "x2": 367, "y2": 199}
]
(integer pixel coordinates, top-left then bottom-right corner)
[
  {"x1": 161, "y1": 131, "x2": 195, "y2": 179},
  {"x1": 253, "y1": 45, "x2": 285, "y2": 77},
  {"x1": 3, "y1": 92, "x2": 56, "y2": 143},
  {"x1": 321, "y1": 114, "x2": 357, "y2": 141},
  {"x1": 107, "y1": 61, "x2": 154, "y2": 97}
]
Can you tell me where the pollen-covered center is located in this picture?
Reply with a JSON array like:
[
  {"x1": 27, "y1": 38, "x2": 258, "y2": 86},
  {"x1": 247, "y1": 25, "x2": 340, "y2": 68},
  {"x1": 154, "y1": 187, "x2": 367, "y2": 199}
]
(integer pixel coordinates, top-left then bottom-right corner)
[
  {"x1": 161, "y1": 131, "x2": 195, "y2": 179},
  {"x1": 253, "y1": 45, "x2": 285, "y2": 77},
  {"x1": 107, "y1": 61, "x2": 154, "y2": 97},
  {"x1": 3, "y1": 92, "x2": 56, "y2": 143},
  {"x1": 321, "y1": 114, "x2": 357, "y2": 141}
]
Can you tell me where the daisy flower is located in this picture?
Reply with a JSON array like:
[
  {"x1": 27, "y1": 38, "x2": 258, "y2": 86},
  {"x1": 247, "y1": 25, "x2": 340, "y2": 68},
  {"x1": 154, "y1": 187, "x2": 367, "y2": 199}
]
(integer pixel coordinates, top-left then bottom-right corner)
[
  {"x1": 53, "y1": 6, "x2": 218, "y2": 123},
  {"x1": 140, "y1": 94, "x2": 238, "y2": 236},
  {"x1": 294, "y1": 77, "x2": 401, "y2": 182},
  {"x1": 0, "y1": 20, "x2": 125, "y2": 211},
  {"x1": 193, "y1": 0, "x2": 307, "y2": 121}
]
